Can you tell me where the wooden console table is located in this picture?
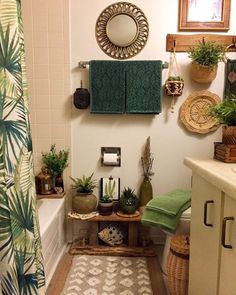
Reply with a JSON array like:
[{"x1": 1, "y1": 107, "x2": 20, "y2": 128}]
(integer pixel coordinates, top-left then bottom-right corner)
[{"x1": 68, "y1": 212, "x2": 156, "y2": 257}]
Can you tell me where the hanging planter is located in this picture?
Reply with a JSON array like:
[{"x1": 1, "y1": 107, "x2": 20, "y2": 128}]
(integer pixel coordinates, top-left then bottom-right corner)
[
  {"x1": 190, "y1": 61, "x2": 217, "y2": 83},
  {"x1": 165, "y1": 76, "x2": 184, "y2": 96},
  {"x1": 188, "y1": 40, "x2": 225, "y2": 84},
  {"x1": 164, "y1": 45, "x2": 184, "y2": 113}
]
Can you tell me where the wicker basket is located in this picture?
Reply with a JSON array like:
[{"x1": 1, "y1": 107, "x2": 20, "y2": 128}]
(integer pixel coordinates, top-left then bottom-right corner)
[
  {"x1": 190, "y1": 61, "x2": 217, "y2": 83},
  {"x1": 165, "y1": 80, "x2": 184, "y2": 96},
  {"x1": 222, "y1": 126, "x2": 236, "y2": 144},
  {"x1": 167, "y1": 235, "x2": 190, "y2": 295}
]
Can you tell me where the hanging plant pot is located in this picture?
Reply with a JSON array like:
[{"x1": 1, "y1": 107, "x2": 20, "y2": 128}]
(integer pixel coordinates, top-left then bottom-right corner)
[
  {"x1": 222, "y1": 125, "x2": 236, "y2": 144},
  {"x1": 190, "y1": 61, "x2": 217, "y2": 83},
  {"x1": 165, "y1": 76, "x2": 184, "y2": 97}
]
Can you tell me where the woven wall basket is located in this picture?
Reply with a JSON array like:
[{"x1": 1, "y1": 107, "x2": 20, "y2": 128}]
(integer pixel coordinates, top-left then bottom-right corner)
[
  {"x1": 222, "y1": 126, "x2": 236, "y2": 144},
  {"x1": 190, "y1": 61, "x2": 217, "y2": 83},
  {"x1": 180, "y1": 90, "x2": 220, "y2": 134}
]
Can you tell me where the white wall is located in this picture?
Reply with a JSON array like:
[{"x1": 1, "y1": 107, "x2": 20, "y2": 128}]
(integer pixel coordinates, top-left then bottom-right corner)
[{"x1": 70, "y1": 0, "x2": 236, "y2": 196}]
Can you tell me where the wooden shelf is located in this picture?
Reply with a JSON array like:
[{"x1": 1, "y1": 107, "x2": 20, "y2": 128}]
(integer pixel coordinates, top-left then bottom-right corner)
[
  {"x1": 69, "y1": 244, "x2": 156, "y2": 257},
  {"x1": 166, "y1": 34, "x2": 236, "y2": 52}
]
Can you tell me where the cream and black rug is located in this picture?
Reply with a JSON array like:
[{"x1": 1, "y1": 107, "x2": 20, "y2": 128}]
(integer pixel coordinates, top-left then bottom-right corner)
[{"x1": 61, "y1": 255, "x2": 153, "y2": 295}]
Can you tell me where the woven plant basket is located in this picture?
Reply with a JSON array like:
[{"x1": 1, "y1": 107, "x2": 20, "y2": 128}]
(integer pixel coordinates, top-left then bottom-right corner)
[
  {"x1": 190, "y1": 61, "x2": 217, "y2": 83},
  {"x1": 165, "y1": 80, "x2": 184, "y2": 97},
  {"x1": 167, "y1": 235, "x2": 190, "y2": 295},
  {"x1": 222, "y1": 125, "x2": 236, "y2": 144}
]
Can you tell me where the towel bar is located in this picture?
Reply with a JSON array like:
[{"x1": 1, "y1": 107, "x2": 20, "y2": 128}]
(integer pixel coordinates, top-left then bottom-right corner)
[{"x1": 78, "y1": 60, "x2": 169, "y2": 69}]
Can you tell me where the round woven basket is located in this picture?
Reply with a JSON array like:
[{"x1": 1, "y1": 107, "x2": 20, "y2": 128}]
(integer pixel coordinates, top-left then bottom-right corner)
[
  {"x1": 167, "y1": 235, "x2": 190, "y2": 295},
  {"x1": 190, "y1": 61, "x2": 217, "y2": 83},
  {"x1": 165, "y1": 80, "x2": 184, "y2": 97},
  {"x1": 222, "y1": 126, "x2": 236, "y2": 144}
]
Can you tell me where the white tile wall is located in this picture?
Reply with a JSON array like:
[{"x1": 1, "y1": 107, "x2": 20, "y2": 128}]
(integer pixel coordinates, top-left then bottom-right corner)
[{"x1": 21, "y1": 0, "x2": 71, "y2": 193}]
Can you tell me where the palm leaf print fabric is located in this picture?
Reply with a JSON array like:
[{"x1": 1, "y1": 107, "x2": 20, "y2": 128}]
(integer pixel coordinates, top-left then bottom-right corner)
[{"x1": 0, "y1": 1, "x2": 46, "y2": 294}]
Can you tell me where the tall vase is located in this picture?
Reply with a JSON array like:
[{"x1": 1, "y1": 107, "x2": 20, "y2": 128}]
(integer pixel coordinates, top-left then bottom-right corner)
[{"x1": 139, "y1": 178, "x2": 153, "y2": 213}]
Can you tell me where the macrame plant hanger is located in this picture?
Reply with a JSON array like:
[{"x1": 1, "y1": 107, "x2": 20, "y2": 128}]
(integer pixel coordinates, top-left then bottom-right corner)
[{"x1": 165, "y1": 41, "x2": 184, "y2": 113}]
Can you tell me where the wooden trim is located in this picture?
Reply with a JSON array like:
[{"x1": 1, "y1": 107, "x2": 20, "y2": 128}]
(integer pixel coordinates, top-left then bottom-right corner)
[
  {"x1": 166, "y1": 34, "x2": 236, "y2": 52},
  {"x1": 179, "y1": 0, "x2": 231, "y2": 31}
]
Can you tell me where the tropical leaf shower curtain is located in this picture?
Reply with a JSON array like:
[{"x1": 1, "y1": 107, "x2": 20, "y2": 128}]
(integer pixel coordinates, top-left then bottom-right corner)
[{"x1": 0, "y1": 1, "x2": 45, "y2": 294}]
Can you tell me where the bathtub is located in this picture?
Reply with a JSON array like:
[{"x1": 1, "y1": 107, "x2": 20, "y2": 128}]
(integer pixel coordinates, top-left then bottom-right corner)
[{"x1": 37, "y1": 197, "x2": 66, "y2": 286}]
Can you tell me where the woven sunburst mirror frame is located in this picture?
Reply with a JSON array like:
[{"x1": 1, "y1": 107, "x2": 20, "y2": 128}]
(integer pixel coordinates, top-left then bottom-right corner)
[{"x1": 95, "y1": 2, "x2": 149, "y2": 59}]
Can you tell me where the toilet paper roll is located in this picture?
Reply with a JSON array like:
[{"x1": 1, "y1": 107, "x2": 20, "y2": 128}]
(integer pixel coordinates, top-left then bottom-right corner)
[{"x1": 103, "y1": 153, "x2": 118, "y2": 165}]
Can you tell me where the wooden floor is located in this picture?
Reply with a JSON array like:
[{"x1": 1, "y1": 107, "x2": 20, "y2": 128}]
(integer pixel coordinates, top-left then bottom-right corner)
[{"x1": 46, "y1": 248, "x2": 167, "y2": 295}]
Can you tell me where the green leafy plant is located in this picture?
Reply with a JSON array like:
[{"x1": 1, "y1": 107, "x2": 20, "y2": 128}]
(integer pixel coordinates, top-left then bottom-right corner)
[
  {"x1": 70, "y1": 173, "x2": 97, "y2": 193},
  {"x1": 100, "y1": 195, "x2": 112, "y2": 203},
  {"x1": 119, "y1": 187, "x2": 138, "y2": 214},
  {"x1": 41, "y1": 144, "x2": 69, "y2": 177},
  {"x1": 167, "y1": 76, "x2": 184, "y2": 82},
  {"x1": 188, "y1": 41, "x2": 225, "y2": 68},
  {"x1": 209, "y1": 95, "x2": 236, "y2": 126}
]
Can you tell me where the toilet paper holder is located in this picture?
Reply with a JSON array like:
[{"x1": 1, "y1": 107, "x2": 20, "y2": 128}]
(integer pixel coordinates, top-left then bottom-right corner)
[{"x1": 101, "y1": 147, "x2": 121, "y2": 167}]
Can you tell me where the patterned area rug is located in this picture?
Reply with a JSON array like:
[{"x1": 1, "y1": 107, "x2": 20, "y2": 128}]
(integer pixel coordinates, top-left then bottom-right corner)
[{"x1": 61, "y1": 255, "x2": 153, "y2": 295}]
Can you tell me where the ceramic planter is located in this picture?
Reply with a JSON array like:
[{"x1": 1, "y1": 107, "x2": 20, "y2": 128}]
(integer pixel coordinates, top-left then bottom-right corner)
[
  {"x1": 99, "y1": 202, "x2": 113, "y2": 216},
  {"x1": 139, "y1": 179, "x2": 153, "y2": 213},
  {"x1": 72, "y1": 193, "x2": 97, "y2": 214}
]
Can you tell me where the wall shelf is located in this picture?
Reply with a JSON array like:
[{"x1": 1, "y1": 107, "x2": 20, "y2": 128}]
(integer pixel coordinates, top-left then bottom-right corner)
[{"x1": 166, "y1": 34, "x2": 236, "y2": 52}]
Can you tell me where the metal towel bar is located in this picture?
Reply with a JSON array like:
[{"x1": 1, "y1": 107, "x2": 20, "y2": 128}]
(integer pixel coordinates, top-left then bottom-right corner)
[{"x1": 78, "y1": 60, "x2": 169, "y2": 69}]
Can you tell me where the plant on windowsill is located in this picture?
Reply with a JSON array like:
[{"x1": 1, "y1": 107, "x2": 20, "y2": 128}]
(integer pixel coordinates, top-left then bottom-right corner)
[
  {"x1": 99, "y1": 179, "x2": 115, "y2": 216},
  {"x1": 70, "y1": 173, "x2": 98, "y2": 214},
  {"x1": 41, "y1": 144, "x2": 69, "y2": 192},
  {"x1": 188, "y1": 40, "x2": 225, "y2": 83},
  {"x1": 209, "y1": 94, "x2": 236, "y2": 144}
]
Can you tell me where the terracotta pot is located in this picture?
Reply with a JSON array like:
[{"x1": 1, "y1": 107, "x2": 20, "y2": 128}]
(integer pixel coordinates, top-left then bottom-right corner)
[
  {"x1": 190, "y1": 61, "x2": 217, "y2": 83},
  {"x1": 99, "y1": 202, "x2": 113, "y2": 216},
  {"x1": 72, "y1": 193, "x2": 97, "y2": 214},
  {"x1": 222, "y1": 125, "x2": 236, "y2": 144}
]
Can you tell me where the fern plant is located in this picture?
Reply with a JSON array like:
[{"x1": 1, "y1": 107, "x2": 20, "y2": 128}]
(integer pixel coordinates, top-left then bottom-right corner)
[
  {"x1": 188, "y1": 41, "x2": 225, "y2": 68},
  {"x1": 209, "y1": 95, "x2": 236, "y2": 126},
  {"x1": 70, "y1": 173, "x2": 97, "y2": 193}
]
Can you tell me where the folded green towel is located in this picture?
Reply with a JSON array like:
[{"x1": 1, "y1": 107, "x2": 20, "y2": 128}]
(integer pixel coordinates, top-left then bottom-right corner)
[
  {"x1": 146, "y1": 189, "x2": 191, "y2": 216},
  {"x1": 141, "y1": 189, "x2": 191, "y2": 233}
]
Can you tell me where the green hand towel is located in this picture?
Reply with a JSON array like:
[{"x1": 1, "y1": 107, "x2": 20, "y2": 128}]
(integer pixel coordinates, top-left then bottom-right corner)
[
  {"x1": 90, "y1": 60, "x2": 125, "y2": 113},
  {"x1": 141, "y1": 199, "x2": 191, "y2": 233},
  {"x1": 146, "y1": 189, "x2": 191, "y2": 216},
  {"x1": 125, "y1": 61, "x2": 162, "y2": 114}
]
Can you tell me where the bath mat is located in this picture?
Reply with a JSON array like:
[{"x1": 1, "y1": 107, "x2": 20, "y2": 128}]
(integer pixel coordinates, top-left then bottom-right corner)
[{"x1": 60, "y1": 255, "x2": 153, "y2": 295}]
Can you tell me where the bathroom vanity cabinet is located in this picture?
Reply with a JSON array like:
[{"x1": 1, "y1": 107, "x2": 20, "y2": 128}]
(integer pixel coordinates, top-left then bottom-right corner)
[{"x1": 184, "y1": 158, "x2": 236, "y2": 295}]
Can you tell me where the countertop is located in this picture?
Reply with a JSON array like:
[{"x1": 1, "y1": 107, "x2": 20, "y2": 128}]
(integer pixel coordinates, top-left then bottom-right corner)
[{"x1": 184, "y1": 157, "x2": 236, "y2": 199}]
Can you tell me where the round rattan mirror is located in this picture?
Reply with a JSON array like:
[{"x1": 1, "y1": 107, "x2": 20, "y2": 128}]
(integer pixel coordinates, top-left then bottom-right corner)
[{"x1": 95, "y1": 2, "x2": 149, "y2": 60}]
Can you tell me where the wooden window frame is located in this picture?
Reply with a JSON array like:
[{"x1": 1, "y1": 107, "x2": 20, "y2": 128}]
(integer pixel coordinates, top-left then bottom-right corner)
[{"x1": 179, "y1": 0, "x2": 231, "y2": 31}]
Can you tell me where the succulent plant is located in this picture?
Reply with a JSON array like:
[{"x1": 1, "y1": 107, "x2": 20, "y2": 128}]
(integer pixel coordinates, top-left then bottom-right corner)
[
  {"x1": 70, "y1": 173, "x2": 97, "y2": 194},
  {"x1": 119, "y1": 187, "x2": 139, "y2": 214}
]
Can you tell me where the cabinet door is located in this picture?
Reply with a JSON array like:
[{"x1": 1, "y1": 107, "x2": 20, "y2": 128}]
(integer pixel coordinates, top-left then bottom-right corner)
[
  {"x1": 219, "y1": 194, "x2": 236, "y2": 295},
  {"x1": 189, "y1": 173, "x2": 223, "y2": 295}
]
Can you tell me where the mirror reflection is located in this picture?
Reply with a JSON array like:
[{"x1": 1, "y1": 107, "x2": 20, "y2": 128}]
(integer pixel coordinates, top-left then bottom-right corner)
[{"x1": 106, "y1": 14, "x2": 138, "y2": 47}]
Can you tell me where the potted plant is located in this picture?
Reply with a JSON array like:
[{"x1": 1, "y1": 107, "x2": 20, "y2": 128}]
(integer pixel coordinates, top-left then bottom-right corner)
[
  {"x1": 70, "y1": 173, "x2": 98, "y2": 214},
  {"x1": 119, "y1": 187, "x2": 139, "y2": 215},
  {"x1": 99, "y1": 179, "x2": 115, "y2": 215},
  {"x1": 188, "y1": 40, "x2": 225, "y2": 83},
  {"x1": 164, "y1": 75, "x2": 184, "y2": 97},
  {"x1": 209, "y1": 94, "x2": 236, "y2": 144},
  {"x1": 41, "y1": 144, "x2": 69, "y2": 192}
]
